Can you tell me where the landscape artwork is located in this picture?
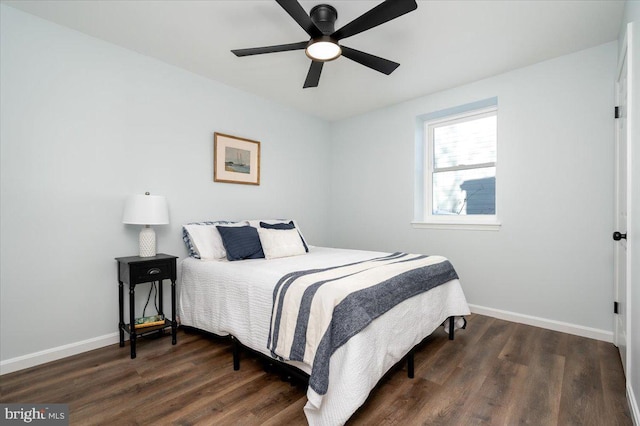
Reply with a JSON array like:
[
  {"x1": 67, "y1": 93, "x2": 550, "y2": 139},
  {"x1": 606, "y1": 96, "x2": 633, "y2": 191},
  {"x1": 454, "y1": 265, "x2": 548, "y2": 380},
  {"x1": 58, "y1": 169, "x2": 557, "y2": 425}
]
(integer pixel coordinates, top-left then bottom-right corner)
[
  {"x1": 225, "y1": 147, "x2": 251, "y2": 174},
  {"x1": 214, "y1": 132, "x2": 260, "y2": 185}
]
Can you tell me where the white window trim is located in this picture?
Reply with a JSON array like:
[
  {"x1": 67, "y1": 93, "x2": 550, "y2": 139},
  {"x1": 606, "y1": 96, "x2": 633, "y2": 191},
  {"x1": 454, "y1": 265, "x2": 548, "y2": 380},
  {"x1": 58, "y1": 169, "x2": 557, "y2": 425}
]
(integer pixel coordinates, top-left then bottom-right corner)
[
  {"x1": 411, "y1": 218, "x2": 501, "y2": 231},
  {"x1": 414, "y1": 105, "x2": 500, "y2": 231}
]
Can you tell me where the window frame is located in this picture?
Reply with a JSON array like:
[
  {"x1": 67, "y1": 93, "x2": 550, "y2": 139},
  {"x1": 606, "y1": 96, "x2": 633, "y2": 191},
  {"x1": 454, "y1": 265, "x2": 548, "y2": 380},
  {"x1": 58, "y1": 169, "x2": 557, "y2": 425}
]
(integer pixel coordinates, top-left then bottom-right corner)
[{"x1": 413, "y1": 104, "x2": 501, "y2": 231}]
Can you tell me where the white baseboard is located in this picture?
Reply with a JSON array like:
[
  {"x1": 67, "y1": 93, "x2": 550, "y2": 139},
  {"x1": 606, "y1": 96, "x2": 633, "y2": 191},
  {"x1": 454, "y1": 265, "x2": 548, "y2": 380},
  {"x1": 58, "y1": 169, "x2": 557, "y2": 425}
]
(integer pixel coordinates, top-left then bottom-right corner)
[
  {"x1": 468, "y1": 304, "x2": 614, "y2": 343},
  {"x1": 629, "y1": 382, "x2": 640, "y2": 426},
  {"x1": 0, "y1": 332, "x2": 120, "y2": 375}
]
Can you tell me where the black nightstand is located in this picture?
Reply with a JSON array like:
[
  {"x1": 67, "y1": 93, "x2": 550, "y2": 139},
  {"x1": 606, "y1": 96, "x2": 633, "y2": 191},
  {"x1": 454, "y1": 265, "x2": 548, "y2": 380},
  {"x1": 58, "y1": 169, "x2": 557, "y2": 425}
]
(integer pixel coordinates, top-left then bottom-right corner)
[{"x1": 115, "y1": 253, "x2": 178, "y2": 359}]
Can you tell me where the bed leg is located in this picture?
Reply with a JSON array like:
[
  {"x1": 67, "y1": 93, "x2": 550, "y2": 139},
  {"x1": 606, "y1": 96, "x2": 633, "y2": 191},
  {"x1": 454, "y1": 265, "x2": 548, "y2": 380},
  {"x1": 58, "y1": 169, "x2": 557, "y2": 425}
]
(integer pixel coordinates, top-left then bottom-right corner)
[
  {"x1": 232, "y1": 336, "x2": 240, "y2": 371},
  {"x1": 407, "y1": 349, "x2": 415, "y2": 379},
  {"x1": 448, "y1": 316, "x2": 455, "y2": 340}
]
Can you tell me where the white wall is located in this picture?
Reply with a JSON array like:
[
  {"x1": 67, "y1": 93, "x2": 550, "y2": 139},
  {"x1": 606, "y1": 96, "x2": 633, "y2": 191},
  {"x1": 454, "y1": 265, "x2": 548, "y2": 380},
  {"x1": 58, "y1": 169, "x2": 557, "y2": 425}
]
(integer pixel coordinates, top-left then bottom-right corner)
[
  {"x1": 329, "y1": 42, "x2": 617, "y2": 336},
  {"x1": 0, "y1": 5, "x2": 330, "y2": 366},
  {"x1": 620, "y1": 0, "x2": 640, "y2": 48}
]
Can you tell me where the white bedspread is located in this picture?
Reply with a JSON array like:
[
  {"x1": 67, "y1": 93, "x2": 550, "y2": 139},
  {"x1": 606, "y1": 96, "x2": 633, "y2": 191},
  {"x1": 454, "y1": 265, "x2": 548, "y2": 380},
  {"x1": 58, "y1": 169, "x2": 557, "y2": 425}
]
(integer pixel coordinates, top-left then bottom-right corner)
[{"x1": 178, "y1": 246, "x2": 470, "y2": 425}]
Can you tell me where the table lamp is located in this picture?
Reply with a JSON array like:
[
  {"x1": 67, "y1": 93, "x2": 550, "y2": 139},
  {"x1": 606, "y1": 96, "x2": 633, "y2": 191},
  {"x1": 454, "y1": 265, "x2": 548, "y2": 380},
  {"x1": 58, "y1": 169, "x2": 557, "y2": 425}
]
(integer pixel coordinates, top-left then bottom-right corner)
[{"x1": 122, "y1": 192, "x2": 169, "y2": 257}]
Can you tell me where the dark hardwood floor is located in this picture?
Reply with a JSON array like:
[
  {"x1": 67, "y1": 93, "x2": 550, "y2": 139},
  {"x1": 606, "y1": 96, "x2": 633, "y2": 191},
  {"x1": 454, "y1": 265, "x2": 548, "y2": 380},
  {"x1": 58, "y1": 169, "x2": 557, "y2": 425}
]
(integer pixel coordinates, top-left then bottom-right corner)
[{"x1": 0, "y1": 314, "x2": 632, "y2": 425}]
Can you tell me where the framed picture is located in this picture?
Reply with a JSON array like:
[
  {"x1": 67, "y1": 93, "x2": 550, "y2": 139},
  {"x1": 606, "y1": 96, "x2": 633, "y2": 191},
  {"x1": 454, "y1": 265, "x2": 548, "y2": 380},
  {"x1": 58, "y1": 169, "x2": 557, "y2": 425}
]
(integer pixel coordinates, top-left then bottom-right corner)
[{"x1": 213, "y1": 132, "x2": 260, "y2": 185}]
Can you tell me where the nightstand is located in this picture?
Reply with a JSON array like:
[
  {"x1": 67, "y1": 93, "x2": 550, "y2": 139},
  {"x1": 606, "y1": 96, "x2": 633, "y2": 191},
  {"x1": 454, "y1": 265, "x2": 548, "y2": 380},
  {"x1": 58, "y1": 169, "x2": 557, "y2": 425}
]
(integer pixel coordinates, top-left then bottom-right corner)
[{"x1": 115, "y1": 253, "x2": 178, "y2": 359}]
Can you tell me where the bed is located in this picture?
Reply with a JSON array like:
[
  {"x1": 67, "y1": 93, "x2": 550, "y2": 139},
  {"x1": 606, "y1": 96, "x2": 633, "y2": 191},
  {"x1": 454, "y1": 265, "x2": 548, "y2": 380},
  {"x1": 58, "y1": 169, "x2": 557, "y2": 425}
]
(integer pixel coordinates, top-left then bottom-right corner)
[{"x1": 178, "y1": 220, "x2": 470, "y2": 425}]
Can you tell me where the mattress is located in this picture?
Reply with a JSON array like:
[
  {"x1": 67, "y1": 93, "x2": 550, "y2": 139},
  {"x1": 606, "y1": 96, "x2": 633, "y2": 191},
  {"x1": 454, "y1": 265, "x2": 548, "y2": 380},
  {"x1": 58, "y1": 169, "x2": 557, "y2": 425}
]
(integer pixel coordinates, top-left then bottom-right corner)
[{"x1": 178, "y1": 246, "x2": 470, "y2": 425}]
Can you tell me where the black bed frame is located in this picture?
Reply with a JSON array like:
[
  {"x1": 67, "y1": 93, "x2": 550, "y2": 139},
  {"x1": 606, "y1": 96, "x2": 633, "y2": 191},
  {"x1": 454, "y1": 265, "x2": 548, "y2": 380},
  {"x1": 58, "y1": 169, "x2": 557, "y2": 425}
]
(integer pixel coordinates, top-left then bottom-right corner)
[{"x1": 230, "y1": 316, "x2": 462, "y2": 383}]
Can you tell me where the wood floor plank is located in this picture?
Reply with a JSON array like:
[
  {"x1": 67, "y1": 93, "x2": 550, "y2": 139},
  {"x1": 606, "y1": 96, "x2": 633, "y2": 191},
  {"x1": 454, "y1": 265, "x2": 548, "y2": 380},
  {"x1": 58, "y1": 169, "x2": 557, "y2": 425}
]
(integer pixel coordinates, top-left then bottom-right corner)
[
  {"x1": 597, "y1": 340, "x2": 634, "y2": 425},
  {"x1": 347, "y1": 371, "x2": 419, "y2": 424},
  {"x1": 259, "y1": 396, "x2": 308, "y2": 426},
  {"x1": 414, "y1": 366, "x2": 488, "y2": 425},
  {"x1": 502, "y1": 328, "x2": 566, "y2": 425},
  {"x1": 411, "y1": 315, "x2": 484, "y2": 384},
  {"x1": 497, "y1": 323, "x2": 540, "y2": 366},
  {"x1": 459, "y1": 357, "x2": 529, "y2": 425},
  {"x1": 142, "y1": 359, "x2": 268, "y2": 424},
  {"x1": 377, "y1": 377, "x2": 443, "y2": 425},
  {"x1": 457, "y1": 317, "x2": 515, "y2": 377},
  {"x1": 0, "y1": 315, "x2": 632, "y2": 425},
  {"x1": 558, "y1": 334, "x2": 610, "y2": 426}
]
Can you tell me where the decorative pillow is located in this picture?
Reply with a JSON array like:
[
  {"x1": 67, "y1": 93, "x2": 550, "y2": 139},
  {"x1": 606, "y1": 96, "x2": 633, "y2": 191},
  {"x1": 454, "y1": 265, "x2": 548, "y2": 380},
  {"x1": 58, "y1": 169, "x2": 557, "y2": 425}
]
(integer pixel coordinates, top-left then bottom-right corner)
[
  {"x1": 259, "y1": 221, "x2": 309, "y2": 252},
  {"x1": 182, "y1": 221, "x2": 246, "y2": 259},
  {"x1": 257, "y1": 228, "x2": 307, "y2": 260},
  {"x1": 260, "y1": 221, "x2": 295, "y2": 230},
  {"x1": 216, "y1": 225, "x2": 265, "y2": 261}
]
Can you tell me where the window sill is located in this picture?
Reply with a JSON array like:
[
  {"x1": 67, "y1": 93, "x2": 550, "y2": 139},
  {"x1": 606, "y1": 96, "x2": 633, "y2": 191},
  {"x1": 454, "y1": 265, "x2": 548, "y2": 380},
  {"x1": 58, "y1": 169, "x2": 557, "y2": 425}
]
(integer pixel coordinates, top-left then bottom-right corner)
[{"x1": 411, "y1": 219, "x2": 501, "y2": 231}]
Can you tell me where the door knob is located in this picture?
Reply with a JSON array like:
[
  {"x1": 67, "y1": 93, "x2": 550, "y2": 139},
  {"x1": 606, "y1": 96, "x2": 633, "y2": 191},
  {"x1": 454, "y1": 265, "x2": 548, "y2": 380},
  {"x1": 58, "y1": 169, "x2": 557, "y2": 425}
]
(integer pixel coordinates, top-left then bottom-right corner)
[{"x1": 613, "y1": 231, "x2": 627, "y2": 241}]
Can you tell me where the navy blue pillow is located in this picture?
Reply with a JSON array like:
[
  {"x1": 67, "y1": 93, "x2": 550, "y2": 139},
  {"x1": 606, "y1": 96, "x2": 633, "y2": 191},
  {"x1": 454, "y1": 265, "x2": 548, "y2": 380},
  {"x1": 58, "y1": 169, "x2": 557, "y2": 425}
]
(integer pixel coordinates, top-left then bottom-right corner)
[
  {"x1": 260, "y1": 221, "x2": 309, "y2": 252},
  {"x1": 260, "y1": 221, "x2": 295, "y2": 230},
  {"x1": 216, "y1": 225, "x2": 264, "y2": 261}
]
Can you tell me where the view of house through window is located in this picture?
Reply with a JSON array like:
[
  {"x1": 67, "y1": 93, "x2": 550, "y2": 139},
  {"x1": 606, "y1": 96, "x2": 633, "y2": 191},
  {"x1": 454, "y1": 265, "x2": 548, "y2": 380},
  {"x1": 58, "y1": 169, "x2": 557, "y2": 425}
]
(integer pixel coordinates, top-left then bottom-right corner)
[{"x1": 427, "y1": 107, "x2": 497, "y2": 217}]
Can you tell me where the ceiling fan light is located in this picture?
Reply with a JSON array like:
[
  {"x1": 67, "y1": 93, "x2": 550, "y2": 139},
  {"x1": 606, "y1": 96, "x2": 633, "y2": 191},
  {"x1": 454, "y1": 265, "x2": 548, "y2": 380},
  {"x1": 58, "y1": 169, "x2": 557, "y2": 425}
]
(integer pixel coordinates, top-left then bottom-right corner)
[{"x1": 305, "y1": 38, "x2": 341, "y2": 62}]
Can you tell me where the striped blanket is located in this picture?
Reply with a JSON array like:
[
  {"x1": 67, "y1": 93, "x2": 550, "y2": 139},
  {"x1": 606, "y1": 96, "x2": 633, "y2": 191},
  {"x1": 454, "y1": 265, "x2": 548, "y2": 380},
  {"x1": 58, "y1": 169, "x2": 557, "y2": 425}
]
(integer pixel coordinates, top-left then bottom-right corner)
[{"x1": 267, "y1": 252, "x2": 459, "y2": 395}]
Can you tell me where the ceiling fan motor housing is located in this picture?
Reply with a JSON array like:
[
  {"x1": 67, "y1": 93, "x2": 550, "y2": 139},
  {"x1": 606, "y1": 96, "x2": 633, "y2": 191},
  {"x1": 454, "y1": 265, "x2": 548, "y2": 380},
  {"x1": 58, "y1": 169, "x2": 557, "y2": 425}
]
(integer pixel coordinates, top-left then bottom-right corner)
[{"x1": 310, "y1": 4, "x2": 338, "y2": 34}]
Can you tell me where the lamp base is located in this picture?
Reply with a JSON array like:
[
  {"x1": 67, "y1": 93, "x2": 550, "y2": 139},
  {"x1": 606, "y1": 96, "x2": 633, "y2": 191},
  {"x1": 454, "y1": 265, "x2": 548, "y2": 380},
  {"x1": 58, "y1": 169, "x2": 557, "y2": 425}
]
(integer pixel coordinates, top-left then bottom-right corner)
[{"x1": 139, "y1": 226, "x2": 156, "y2": 257}]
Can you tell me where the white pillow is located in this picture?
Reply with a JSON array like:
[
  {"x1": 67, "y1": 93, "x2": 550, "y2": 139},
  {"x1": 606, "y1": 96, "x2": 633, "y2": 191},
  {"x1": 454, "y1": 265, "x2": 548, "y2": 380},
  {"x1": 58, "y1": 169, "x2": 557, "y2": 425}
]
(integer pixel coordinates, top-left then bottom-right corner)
[
  {"x1": 257, "y1": 228, "x2": 307, "y2": 260},
  {"x1": 183, "y1": 221, "x2": 247, "y2": 260},
  {"x1": 183, "y1": 224, "x2": 226, "y2": 260}
]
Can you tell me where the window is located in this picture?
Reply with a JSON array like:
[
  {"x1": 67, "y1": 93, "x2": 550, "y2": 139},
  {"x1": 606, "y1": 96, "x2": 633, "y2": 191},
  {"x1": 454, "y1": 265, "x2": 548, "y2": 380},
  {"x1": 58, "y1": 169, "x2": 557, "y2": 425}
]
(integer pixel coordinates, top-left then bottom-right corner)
[{"x1": 414, "y1": 99, "x2": 499, "y2": 230}]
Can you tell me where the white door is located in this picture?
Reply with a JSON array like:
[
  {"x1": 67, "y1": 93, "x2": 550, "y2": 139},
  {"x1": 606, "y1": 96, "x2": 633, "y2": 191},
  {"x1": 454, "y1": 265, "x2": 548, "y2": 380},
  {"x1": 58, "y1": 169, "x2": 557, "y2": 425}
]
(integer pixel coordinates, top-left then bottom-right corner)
[{"x1": 614, "y1": 44, "x2": 629, "y2": 375}]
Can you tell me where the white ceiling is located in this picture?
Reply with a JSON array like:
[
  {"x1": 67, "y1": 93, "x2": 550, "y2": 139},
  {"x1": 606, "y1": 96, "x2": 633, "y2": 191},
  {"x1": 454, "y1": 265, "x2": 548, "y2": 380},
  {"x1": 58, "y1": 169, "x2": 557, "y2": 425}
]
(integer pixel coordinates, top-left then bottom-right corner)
[{"x1": 3, "y1": 0, "x2": 625, "y2": 121}]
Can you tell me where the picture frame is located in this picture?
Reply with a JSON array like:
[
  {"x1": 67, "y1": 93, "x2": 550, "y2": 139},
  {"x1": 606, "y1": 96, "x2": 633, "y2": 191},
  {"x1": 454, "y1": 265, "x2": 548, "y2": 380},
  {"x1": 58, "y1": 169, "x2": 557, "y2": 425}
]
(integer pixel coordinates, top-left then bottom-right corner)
[{"x1": 213, "y1": 132, "x2": 261, "y2": 185}]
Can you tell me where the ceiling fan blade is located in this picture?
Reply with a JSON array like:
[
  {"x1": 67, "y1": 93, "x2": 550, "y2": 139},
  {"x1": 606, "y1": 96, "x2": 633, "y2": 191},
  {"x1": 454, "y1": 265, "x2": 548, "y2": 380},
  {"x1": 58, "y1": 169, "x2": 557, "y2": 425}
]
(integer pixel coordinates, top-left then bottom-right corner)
[
  {"x1": 331, "y1": 0, "x2": 418, "y2": 41},
  {"x1": 231, "y1": 41, "x2": 308, "y2": 57},
  {"x1": 303, "y1": 61, "x2": 324, "y2": 88},
  {"x1": 341, "y1": 46, "x2": 400, "y2": 75},
  {"x1": 276, "y1": 0, "x2": 323, "y2": 38}
]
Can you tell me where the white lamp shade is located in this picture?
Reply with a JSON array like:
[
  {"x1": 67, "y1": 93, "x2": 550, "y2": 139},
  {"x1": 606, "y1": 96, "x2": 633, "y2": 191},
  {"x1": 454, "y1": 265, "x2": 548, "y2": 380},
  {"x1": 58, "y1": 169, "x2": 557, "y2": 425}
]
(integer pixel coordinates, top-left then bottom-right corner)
[{"x1": 122, "y1": 194, "x2": 169, "y2": 225}]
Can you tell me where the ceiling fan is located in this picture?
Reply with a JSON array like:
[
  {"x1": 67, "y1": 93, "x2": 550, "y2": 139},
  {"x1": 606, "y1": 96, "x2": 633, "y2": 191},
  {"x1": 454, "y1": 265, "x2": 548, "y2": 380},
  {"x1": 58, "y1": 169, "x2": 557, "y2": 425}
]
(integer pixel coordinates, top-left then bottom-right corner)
[{"x1": 231, "y1": 0, "x2": 418, "y2": 88}]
